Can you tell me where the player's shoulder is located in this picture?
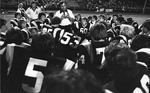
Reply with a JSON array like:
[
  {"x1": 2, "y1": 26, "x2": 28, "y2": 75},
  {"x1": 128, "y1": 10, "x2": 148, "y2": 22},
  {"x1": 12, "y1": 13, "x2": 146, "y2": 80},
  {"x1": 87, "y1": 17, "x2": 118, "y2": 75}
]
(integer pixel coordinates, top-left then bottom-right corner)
[
  {"x1": 136, "y1": 61, "x2": 148, "y2": 71},
  {"x1": 10, "y1": 18, "x2": 19, "y2": 25},
  {"x1": 67, "y1": 9, "x2": 73, "y2": 12},
  {"x1": 131, "y1": 61, "x2": 149, "y2": 93},
  {"x1": 136, "y1": 48, "x2": 150, "y2": 55},
  {"x1": 91, "y1": 40, "x2": 109, "y2": 48},
  {"x1": 104, "y1": 81, "x2": 119, "y2": 93},
  {"x1": 136, "y1": 48, "x2": 150, "y2": 70}
]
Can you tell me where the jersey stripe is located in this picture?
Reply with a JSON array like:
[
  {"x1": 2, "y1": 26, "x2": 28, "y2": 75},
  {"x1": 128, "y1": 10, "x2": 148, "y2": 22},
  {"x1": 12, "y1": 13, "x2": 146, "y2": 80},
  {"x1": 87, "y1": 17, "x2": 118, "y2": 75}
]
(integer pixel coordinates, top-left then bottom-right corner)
[
  {"x1": 136, "y1": 48, "x2": 150, "y2": 55},
  {"x1": 137, "y1": 61, "x2": 148, "y2": 68}
]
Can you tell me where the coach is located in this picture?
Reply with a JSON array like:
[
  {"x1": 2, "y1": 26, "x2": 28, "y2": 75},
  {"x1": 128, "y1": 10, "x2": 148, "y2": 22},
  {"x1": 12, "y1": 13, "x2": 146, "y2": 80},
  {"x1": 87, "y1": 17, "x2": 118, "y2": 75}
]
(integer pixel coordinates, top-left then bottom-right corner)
[
  {"x1": 25, "y1": 2, "x2": 42, "y2": 20},
  {"x1": 54, "y1": 1, "x2": 75, "y2": 26}
]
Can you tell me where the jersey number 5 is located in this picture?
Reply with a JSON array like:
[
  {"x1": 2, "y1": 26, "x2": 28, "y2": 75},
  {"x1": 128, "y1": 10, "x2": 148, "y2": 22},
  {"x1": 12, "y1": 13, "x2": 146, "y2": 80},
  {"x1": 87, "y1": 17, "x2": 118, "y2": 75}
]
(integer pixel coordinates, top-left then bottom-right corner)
[
  {"x1": 61, "y1": 32, "x2": 81, "y2": 48},
  {"x1": 61, "y1": 32, "x2": 72, "y2": 45},
  {"x1": 22, "y1": 58, "x2": 48, "y2": 93}
]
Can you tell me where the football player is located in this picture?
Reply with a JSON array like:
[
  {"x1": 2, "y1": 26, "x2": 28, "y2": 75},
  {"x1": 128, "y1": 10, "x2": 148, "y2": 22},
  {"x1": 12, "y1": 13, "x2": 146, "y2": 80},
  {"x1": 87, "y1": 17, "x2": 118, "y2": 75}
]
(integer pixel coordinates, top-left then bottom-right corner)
[
  {"x1": 77, "y1": 23, "x2": 110, "y2": 84},
  {"x1": 44, "y1": 12, "x2": 54, "y2": 25},
  {"x1": 1, "y1": 27, "x2": 24, "y2": 49},
  {"x1": 140, "y1": 20, "x2": 150, "y2": 36},
  {"x1": 107, "y1": 25, "x2": 120, "y2": 41},
  {"x1": 43, "y1": 16, "x2": 84, "y2": 62},
  {"x1": 42, "y1": 17, "x2": 62, "y2": 43},
  {"x1": 30, "y1": 12, "x2": 46, "y2": 31},
  {"x1": 110, "y1": 14, "x2": 118, "y2": 26},
  {"x1": 108, "y1": 24, "x2": 135, "y2": 47},
  {"x1": 132, "y1": 21, "x2": 141, "y2": 35},
  {"x1": 10, "y1": 12, "x2": 22, "y2": 27},
  {"x1": 2, "y1": 32, "x2": 75, "y2": 93},
  {"x1": 54, "y1": 27, "x2": 83, "y2": 62},
  {"x1": 136, "y1": 48, "x2": 150, "y2": 74},
  {"x1": 127, "y1": 17, "x2": 134, "y2": 25},
  {"x1": 98, "y1": 15, "x2": 106, "y2": 22},
  {"x1": 1, "y1": 27, "x2": 25, "y2": 92},
  {"x1": 17, "y1": 20, "x2": 31, "y2": 43},
  {"x1": 75, "y1": 13, "x2": 82, "y2": 22},
  {"x1": 107, "y1": 16, "x2": 125, "y2": 41},
  {"x1": 92, "y1": 15, "x2": 98, "y2": 25},
  {"x1": 107, "y1": 16, "x2": 124, "y2": 41},
  {"x1": 131, "y1": 35, "x2": 150, "y2": 72},
  {"x1": 77, "y1": 22, "x2": 109, "y2": 67},
  {"x1": 131, "y1": 35, "x2": 150, "y2": 51},
  {"x1": 74, "y1": 17, "x2": 90, "y2": 39},
  {"x1": 72, "y1": 13, "x2": 82, "y2": 33},
  {"x1": 104, "y1": 43, "x2": 149, "y2": 93}
]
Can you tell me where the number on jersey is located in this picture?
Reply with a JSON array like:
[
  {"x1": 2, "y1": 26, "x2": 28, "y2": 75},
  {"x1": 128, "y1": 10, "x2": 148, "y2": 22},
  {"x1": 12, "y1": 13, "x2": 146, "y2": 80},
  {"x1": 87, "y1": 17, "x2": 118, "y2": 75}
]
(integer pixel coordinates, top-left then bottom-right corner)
[
  {"x1": 95, "y1": 47, "x2": 105, "y2": 66},
  {"x1": 22, "y1": 57, "x2": 75, "y2": 93},
  {"x1": 22, "y1": 58, "x2": 48, "y2": 93},
  {"x1": 60, "y1": 32, "x2": 81, "y2": 48},
  {"x1": 80, "y1": 28, "x2": 88, "y2": 34}
]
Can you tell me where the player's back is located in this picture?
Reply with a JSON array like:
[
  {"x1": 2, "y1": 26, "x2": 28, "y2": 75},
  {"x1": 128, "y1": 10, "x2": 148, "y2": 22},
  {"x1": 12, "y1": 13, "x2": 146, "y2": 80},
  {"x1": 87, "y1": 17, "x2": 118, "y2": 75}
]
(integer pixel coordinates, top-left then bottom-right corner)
[
  {"x1": 104, "y1": 61, "x2": 149, "y2": 93},
  {"x1": 54, "y1": 30, "x2": 83, "y2": 62},
  {"x1": 77, "y1": 40, "x2": 109, "y2": 69},
  {"x1": 42, "y1": 26, "x2": 81, "y2": 61},
  {"x1": 77, "y1": 40, "x2": 110, "y2": 84},
  {"x1": 2, "y1": 44, "x2": 75, "y2": 93},
  {"x1": 136, "y1": 48, "x2": 150, "y2": 73},
  {"x1": 91, "y1": 40, "x2": 109, "y2": 68},
  {"x1": 10, "y1": 18, "x2": 19, "y2": 27},
  {"x1": 91, "y1": 40, "x2": 111, "y2": 84}
]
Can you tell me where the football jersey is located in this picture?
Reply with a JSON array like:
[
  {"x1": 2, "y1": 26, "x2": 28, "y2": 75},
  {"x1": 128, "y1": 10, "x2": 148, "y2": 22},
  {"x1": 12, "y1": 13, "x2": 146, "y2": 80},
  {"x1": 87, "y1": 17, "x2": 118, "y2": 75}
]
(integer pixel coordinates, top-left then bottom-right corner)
[
  {"x1": 42, "y1": 26, "x2": 84, "y2": 61},
  {"x1": 111, "y1": 35, "x2": 132, "y2": 47},
  {"x1": 76, "y1": 39, "x2": 94, "y2": 71},
  {"x1": 10, "y1": 18, "x2": 19, "y2": 27},
  {"x1": 55, "y1": 31, "x2": 83, "y2": 62},
  {"x1": 0, "y1": 40, "x2": 5, "y2": 51},
  {"x1": 44, "y1": 17, "x2": 51, "y2": 25},
  {"x1": 136, "y1": 48, "x2": 150, "y2": 72},
  {"x1": 74, "y1": 22, "x2": 90, "y2": 38},
  {"x1": 107, "y1": 28, "x2": 119, "y2": 41},
  {"x1": 42, "y1": 26, "x2": 65, "y2": 44},
  {"x1": 2, "y1": 44, "x2": 75, "y2": 93},
  {"x1": 30, "y1": 20, "x2": 44, "y2": 30},
  {"x1": 77, "y1": 39, "x2": 111, "y2": 84},
  {"x1": 91, "y1": 40, "x2": 110, "y2": 68},
  {"x1": 104, "y1": 62, "x2": 149, "y2": 93},
  {"x1": 0, "y1": 32, "x2": 6, "y2": 41},
  {"x1": 77, "y1": 39, "x2": 109, "y2": 70},
  {"x1": 72, "y1": 21, "x2": 80, "y2": 32},
  {"x1": 21, "y1": 28, "x2": 31, "y2": 42}
]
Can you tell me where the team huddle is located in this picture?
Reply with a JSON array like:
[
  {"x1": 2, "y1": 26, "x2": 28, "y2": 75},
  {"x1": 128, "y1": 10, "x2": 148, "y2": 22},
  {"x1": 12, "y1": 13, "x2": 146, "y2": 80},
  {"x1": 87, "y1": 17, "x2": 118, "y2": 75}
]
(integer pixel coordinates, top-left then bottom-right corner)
[{"x1": 0, "y1": 1, "x2": 150, "y2": 93}]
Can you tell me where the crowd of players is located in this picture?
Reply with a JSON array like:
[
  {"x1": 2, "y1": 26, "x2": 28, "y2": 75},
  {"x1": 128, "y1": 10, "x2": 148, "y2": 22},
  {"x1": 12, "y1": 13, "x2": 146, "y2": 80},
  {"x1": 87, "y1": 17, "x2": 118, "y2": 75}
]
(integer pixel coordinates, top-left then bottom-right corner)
[{"x1": 0, "y1": 1, "x2": 150, "y2": 93}]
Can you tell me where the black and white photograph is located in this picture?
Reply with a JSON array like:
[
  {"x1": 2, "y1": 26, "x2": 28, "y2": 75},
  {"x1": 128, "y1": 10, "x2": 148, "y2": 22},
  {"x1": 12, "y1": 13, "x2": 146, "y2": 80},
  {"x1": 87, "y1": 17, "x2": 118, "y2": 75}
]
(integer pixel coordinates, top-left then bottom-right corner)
[{"x1": 0, "y1": 0, "x2": 150, "y2": 93}]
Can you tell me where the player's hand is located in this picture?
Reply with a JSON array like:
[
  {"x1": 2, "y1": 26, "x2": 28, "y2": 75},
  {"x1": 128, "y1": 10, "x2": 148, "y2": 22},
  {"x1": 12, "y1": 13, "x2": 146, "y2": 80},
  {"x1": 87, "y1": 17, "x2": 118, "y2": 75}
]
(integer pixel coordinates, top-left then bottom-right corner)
[
  {"x1": 65, "y1": 13, "x2": 71, "y2": 19},
  {"x1": 61, "y1": 14, "x2": 65, "y2": 20}
]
